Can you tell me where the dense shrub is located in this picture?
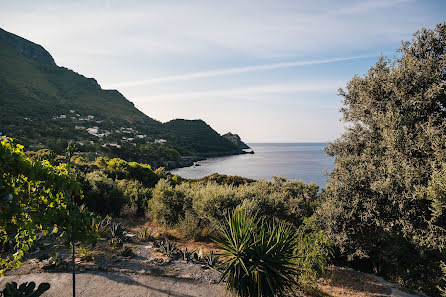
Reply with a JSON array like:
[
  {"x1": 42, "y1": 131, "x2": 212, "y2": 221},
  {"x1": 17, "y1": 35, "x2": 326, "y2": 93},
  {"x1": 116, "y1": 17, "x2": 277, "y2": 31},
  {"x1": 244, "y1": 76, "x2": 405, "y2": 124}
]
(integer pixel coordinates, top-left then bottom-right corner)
[
  {"x1": 294, "y1": 216, "x2": 333, "y2": 286},
  {"x1": 149, "y1": 179, "x2": 188, "y2": 226},
  {"x1": 95, "y1": 157, "x2": 160, "y2": 187},
  {"x1": 319, "y1": 23, "x2": 446, "y2": 296},
  {"x1": 149, "y1": 177, "x2": 321, "y2": 240},
  {"x1": 83, "y1": 171, "x2": 125, "y2": 216},
  {"x1": 191, "y1": 182, "x2": 240, "y2": 225},
  {"x1": 193, "y1": 173, "x2": 256, "y2": 186},
  {"x1": 116, "y1": 179, "x2": 150, "y2": 216}
]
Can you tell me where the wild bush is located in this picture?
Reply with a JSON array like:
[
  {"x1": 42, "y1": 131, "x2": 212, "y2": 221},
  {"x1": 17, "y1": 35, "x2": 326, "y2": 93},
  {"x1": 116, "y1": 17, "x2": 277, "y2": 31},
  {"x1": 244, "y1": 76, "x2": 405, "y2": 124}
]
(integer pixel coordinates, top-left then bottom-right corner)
[
  {"x1": 116, "y1": 179, "x2": 150, "y2": 216},
  {"x1": 83, "y1": 171, "x2": 125, "y2": 216},
  {"x1": 149, "y1": 179, "x2": 188, "y2": 226},
  {"x1": 319, "y1": 23, "x2": 446, "y2": 296},
  {"x1": 294, "y1": 216, "x2": 332, "y2": 286}
]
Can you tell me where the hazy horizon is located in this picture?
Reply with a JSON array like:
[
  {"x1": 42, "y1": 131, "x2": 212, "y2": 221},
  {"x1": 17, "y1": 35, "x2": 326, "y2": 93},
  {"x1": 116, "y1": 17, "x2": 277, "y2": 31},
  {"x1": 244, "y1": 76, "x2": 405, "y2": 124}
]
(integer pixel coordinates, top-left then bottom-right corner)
[{"x1": 1, "y1": 0, "x2": 444, "y2": 142}]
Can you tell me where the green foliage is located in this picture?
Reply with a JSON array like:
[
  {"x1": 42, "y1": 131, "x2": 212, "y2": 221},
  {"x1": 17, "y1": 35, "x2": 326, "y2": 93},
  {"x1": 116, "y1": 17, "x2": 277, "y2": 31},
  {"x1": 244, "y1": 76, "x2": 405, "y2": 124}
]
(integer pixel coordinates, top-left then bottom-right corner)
[
  {"x1": 0, "y1": 138, "x2": 95, "y2": 275},
  {"x1": 149, "y1": 180, "x2": 187, "y2": 226},
  {"x1": 427, "y1": 163, "x2": 446, "y2": 241},
  {"x1": 193, "y1": 173, "x2": 255, "y2": 186},
  {"x1": 137, "y1": 227, "x2": 154, "y2": 242},
  {"x1": 218, "y1": 209, "x2": 298, "y2": 297},
  {"x1": 319, "y1": 23, "x2": 446, "y2": 296},
  {"x1": 163, "y1": 119, "x2": 239, "y2": 154},
  {"x1": 116, "y1": 179, "x2": 150, "y2": 216},
  {"x1": 191, "y1": 182, "x2": 240, "y2": 226},
  {"x1": 109, "y1": 222, "x2": 124, "y2": 247},
  {"x1": 0, "y1": 281, "x2": 50, "y2": 297},
  {"x1": 77, "y1": 245, "x2": 97, "y2": 261},
  {"x1": 158, "y1": 239, "x2": 179, "y2": 257},
  {"x1": 149, "y1": 178, "x2": 319, "y2": 238},
  {"x1": 90, "y1": 216, "x2": 111, "y2": 239},
  {"x1": 440, "y1": 262, "x2": 446, "y2": 297},
  {"x1": 294, "y1": 216, "x2": 332, "y2": 286},
  {"x1": 83, "y1": 171, "x2": 125, "y2": 216},
  {"x1": 110, "y1": 222, "x2": 124, "y2": 239}
]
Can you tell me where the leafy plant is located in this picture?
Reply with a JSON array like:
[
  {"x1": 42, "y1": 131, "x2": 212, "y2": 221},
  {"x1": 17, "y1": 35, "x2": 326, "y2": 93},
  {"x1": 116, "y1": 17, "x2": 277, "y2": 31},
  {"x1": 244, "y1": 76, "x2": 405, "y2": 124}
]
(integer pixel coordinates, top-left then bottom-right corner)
[
  {"x1": 320, "y1": 23, "x2": 446, "y2": 296},
  {"x1": 440, "y1": 262, "x2": 446, "y2": 297},
  {"x1": 110, "y1": 222, "x2": 124, "y2": 239},
  {"x1": 77, "y1": 246, "x2": 97, "y2": 262},
  {"x1": 0, "y1": 281, "x2": 50, "y2": 297},
  {"x1": 193, "y1": 247, "x2": 204, "y2": 262},
  {"x1": 0, "y1": 138, "x2": 95, "y2": 275},
  {"x1": 204, "y1": 250, "x2": 219, "y2": 268},
  {"x1": 218, "y1": 209, "x2": 298, "y2": 297},
  {"x1": 158, "y1": 239, "x2": 178, "y2": 257},
  {"x1": 180, "y1": 247, "x2": 194, "y2": 262},
  {"x1": 120, "y1": 245, "x2": 134, "y2": 258},
  {"x1": 294, "y1": 216, "x2": 332, "y2": 286},
  {"x1": 137, "y1": 227, "x2": 154, "y2": 242},
  {"x1": 90, "y1": 216, "x2": 111, "y2": 239},
  {"x1": 109, "y1": 222, "x2": 124, "y2": 247}
]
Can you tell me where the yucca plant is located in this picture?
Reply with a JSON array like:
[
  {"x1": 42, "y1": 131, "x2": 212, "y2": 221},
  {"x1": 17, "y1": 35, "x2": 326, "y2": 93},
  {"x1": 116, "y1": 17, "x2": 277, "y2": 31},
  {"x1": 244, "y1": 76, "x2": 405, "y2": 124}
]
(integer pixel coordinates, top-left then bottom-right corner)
[{"x1": 218, "y1": 209, "x2": 298, "y2": 297}]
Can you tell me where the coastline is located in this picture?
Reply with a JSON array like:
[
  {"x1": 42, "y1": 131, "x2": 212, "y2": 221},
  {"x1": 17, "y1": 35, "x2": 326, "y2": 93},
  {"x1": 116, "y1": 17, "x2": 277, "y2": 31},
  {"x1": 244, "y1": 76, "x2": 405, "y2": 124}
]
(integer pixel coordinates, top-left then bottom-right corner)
[{"x1": 151, "y1": 149, "x2": 254, "y2": 171}]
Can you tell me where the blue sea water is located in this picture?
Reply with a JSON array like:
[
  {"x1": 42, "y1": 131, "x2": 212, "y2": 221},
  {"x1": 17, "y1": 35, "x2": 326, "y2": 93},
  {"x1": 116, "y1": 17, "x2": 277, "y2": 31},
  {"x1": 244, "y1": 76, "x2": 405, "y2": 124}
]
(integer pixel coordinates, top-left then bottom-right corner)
[{"x1": 171, "y1": 143, "x2": 334, "y2": 187}]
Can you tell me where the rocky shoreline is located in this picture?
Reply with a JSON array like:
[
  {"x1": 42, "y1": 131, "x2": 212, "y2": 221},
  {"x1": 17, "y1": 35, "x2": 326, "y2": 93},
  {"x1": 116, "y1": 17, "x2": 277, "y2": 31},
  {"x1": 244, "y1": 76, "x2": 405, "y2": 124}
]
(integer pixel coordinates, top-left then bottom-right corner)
[{"x1": 151, "y1": 149, "x2": 254, "y2": 171}]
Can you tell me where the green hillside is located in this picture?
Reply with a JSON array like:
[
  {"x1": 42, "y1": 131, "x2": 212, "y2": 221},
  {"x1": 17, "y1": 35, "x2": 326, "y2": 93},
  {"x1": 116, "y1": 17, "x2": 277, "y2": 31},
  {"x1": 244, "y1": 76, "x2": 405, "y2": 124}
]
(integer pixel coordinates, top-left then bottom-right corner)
[
  {"x1": 0, "y1": 28, "x2": 241, "y2": 162},
  {"x1": 164, "y1": 119, "x2": 238, "y2": 154}
]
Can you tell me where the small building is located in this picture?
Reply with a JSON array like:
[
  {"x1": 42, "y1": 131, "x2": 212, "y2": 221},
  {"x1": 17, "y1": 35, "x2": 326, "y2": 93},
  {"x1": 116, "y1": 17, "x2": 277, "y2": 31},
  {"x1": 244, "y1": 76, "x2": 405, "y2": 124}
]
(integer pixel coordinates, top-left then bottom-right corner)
[
  {"x1": 155, "y1": 139, "x2": 167, "y2": 144},
  {"x1": 87, "y1": 127, "x2": 99, "y2": 135}
]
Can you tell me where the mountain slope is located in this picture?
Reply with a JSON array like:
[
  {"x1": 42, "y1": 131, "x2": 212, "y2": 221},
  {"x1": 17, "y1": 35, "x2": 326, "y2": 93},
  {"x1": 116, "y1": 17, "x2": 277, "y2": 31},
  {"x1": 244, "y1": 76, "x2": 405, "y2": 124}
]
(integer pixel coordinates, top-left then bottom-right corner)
[
  {"x1": 0, "y1": 28, "x2": 241, "y2": 161},
  {"x1": 222, "y1": 132, "x2": 250, "y2": 149}
]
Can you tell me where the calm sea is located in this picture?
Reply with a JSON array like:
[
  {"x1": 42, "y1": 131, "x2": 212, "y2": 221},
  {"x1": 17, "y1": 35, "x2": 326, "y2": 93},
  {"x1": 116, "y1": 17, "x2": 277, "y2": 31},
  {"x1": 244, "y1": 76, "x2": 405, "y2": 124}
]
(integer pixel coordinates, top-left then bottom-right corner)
[{"x1": 171, "y1": 143, "x2": 334, "y2": 187}]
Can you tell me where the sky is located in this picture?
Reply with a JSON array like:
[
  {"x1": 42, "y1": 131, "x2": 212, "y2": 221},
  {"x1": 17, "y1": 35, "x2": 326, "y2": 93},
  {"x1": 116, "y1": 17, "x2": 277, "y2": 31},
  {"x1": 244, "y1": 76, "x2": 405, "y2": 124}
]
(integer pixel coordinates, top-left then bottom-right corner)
[{"x1": 1, "y1": 0, "x2": 445, "y2": 142}]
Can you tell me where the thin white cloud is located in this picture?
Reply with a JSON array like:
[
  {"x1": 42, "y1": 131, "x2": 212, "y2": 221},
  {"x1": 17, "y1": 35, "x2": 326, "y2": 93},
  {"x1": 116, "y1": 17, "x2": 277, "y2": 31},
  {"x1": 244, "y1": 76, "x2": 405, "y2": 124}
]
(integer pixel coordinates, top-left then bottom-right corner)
[
  {"x1": 132, "y1": 80, "x2": 345, "y2": 103},
  {"x1": 111, "y1": 55, "x2": 370, "y2": 88},
  {"x1": 330, "y1": 0, "x2": 412, "y2": 15}
]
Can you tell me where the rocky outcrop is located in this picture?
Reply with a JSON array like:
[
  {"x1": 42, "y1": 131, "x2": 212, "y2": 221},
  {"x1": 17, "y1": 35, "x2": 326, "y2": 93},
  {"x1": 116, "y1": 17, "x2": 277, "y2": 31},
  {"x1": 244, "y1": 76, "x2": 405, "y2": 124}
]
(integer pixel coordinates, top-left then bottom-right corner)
[
  {"x1": 222, "y1": 132, "x2": 250, "y2": 149},
  {"x1": 0, "y1": 28, "x2": 56, "y2": 65}
]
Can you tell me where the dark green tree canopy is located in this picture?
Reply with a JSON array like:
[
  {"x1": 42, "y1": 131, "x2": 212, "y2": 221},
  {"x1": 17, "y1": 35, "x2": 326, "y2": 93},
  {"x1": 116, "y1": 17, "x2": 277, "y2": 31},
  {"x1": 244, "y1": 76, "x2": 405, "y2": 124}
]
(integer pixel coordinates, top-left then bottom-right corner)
[{"x1": 320, "y1": 23, "x2": 445, "y2": 295}]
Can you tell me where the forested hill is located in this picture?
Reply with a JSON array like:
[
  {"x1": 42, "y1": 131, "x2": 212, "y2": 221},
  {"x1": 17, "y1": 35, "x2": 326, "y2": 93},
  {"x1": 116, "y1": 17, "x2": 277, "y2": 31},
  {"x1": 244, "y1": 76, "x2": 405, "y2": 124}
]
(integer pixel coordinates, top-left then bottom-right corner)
[{"x1": 0, "y1": 28, "x2": 241, "y2": 162}]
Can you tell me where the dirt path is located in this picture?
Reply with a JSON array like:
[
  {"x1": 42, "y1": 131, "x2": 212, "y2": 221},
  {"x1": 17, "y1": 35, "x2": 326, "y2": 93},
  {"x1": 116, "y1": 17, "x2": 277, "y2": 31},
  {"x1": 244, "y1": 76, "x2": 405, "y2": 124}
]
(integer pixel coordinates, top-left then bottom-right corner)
[{"x1": 0, "y1": 272, "x2": 227, "y2": 297}]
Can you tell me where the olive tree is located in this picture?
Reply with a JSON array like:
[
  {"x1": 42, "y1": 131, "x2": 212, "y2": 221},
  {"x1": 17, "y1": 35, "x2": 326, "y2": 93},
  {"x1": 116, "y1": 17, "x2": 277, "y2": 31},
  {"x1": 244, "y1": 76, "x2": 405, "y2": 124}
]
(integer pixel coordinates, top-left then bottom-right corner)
[{"x1": 319, "y1": 23, "x2": 446, "y2": 295}]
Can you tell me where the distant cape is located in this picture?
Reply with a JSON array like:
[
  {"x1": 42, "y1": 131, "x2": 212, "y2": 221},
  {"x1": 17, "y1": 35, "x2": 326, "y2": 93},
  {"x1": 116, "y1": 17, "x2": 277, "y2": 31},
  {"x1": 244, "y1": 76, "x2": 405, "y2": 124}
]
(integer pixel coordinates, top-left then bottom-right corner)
[{"x1": 222, "y1": 132, "x2": 250, "y2": 149}]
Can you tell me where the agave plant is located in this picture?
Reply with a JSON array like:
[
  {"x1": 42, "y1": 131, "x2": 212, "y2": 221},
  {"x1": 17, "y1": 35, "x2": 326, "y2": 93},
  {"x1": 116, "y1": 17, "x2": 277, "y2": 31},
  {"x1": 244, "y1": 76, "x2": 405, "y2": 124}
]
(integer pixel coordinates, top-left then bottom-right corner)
[
  {"x1": 91, "y1": 216, "x2": 111, "y2": 238},
  {"x1": 218, "y1": 209, "x2": 298, "y2": 297},
  {"x1": 137, "y1": 227, "x2": 154, "y2": 242},
  {"x1": 192, "y1": 247, "x2": 204, "y2": 262},
  {"x1": 109, "y1": 222, "x2": 124, "y2": 247},
  {"x1": 205, "y1": 250, "x2": 219, "y2": 268},
  {"x1": 181, "y1": 247, "x2": 194, "y2": 262},
  {"x1": 0, "y1": 281, "x2": 50, "y2": 297},
  {"x1": 110, "y1": 222, "x2": 124, "y2": 239},
  {"x1": 159, "y1": 239, "x2": 179, "y2": 257}
]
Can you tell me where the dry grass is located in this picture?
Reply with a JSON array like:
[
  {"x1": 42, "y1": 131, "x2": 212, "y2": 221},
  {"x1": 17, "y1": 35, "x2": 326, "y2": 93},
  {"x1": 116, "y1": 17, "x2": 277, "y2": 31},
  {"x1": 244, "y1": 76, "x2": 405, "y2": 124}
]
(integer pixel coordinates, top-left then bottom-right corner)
[{"x1": 316, "y1": 266, "x2": 392, "y2": 297}]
